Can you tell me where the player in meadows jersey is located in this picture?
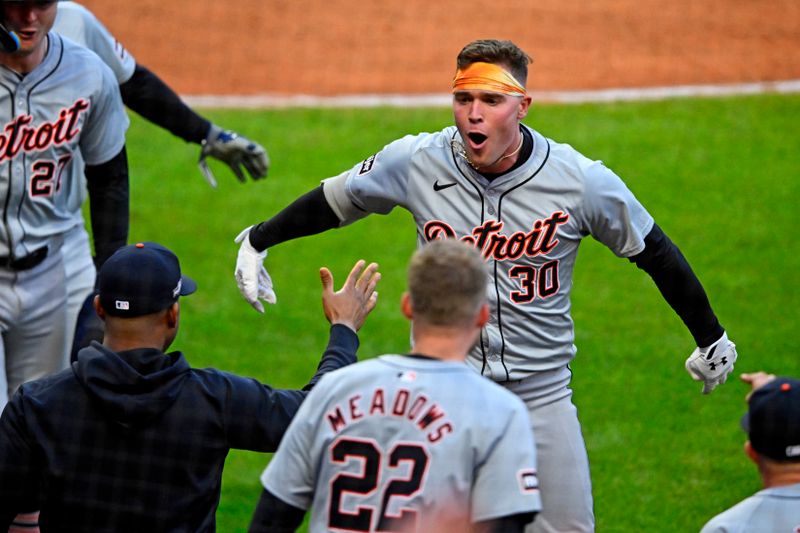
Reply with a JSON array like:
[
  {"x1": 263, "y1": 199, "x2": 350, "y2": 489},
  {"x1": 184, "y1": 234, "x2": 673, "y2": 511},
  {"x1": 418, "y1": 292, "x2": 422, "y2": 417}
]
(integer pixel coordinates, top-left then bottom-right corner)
[
  {"x1": 234, "y1": 40, "x2": 738, "y2": 532},
  {"x1": 250, "y1": 240, "x2": 540, "y2": 533}
]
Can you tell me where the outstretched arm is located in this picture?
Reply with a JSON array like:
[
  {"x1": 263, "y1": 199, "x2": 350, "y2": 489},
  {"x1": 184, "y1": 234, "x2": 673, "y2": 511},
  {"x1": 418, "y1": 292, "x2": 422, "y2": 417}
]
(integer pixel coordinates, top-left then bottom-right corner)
[
  {"x1": 295, "y1": 259, "x2": 380, "y2": 392},
  {"x1": 301, "y1": 259, "x2": 380, "y2": 391},
  {"x1": 249, "y1": 185, "x2": 340, "y2": 251},
  {"x1": 630, "y1": 223, "x2": 736, "y2": 394},
  {"x1": 234, "y1": 186, "x2": 341, "y2": 311},
  {"x1": 301, "y1": 259, "x2": 380, "y2": 390},
  {"x1": 629, "y1": 223, "x2": 723, "y2": 346},
  {"x1": 120, "y1": 64, "x2": 268, "y2": 185},
  {"x1": 119, "y1": 64, "x2": 210, "y2": 144},
  {"x1": 228, "y1": 259, "x2": 379, "y2": 451}
]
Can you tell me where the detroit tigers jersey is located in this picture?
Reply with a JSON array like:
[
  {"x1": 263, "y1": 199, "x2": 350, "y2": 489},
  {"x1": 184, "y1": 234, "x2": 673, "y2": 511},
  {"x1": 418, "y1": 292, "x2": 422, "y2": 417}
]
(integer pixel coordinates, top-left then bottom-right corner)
[
  {"x1": 327, "y1": 125, "x2": 654, "y2": 381},
  {"x1": 49, "y1": 2, "x2": 135, "y2": 215},
  {"x1": 699, "y1": 482, "x2": 800, "y2": 533},
  {"x1": 53, "y1": 2, "x2": 136, "y2": 85},
  {"x1": 261, "y1": 355, "x2": 541, "y2": 532},
  {"x1": 0, "y1": 34, "x2": 128, "y2": 258}
]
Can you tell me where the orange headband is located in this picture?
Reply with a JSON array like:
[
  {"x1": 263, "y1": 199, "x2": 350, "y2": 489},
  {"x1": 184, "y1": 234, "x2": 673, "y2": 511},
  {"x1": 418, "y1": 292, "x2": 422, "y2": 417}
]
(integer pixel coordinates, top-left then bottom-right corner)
[{"x1": 452, "y1": 62, "x2": 526, "y2": 96}]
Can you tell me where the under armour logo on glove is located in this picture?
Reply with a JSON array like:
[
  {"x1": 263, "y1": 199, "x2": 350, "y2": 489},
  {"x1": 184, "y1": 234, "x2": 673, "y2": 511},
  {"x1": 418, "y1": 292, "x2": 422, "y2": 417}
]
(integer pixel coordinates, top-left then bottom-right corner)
[
  {"x1": 685, "y1": 331, "x2": 738, "y2": 394},
  {"x1": 708, "y1": 356, "x2": 729, "y2": 371}
]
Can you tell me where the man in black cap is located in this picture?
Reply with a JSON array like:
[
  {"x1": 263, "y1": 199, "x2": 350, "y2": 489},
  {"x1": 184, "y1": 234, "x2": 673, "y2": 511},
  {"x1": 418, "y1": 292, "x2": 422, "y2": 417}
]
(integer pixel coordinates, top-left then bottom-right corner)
[
  {"x1": 700, "y1": 371, "x2": 800, "y2": 532},
  {"x1": 0, "y1": 241, "x2": 380, "y2": 531}
]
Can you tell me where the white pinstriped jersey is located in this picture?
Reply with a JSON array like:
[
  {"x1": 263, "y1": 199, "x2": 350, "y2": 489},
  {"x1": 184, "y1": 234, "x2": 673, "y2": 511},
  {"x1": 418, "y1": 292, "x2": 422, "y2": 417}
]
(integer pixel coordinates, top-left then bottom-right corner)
[
  {"x1": 0, "y1": 34, "x2": 127, "y2": 258},
  {"x1": 327, "y1": 125, "x2": 654, "y2": 381},
  {"x1": 53, "y1": 2, "x2": 136, "y2": 85},
  {"x1": 700, "y1": 482, "x2": 800, "y2": 533},
  {"x1": 262, "y1": 355, "x2": 540, "y2": 532}
]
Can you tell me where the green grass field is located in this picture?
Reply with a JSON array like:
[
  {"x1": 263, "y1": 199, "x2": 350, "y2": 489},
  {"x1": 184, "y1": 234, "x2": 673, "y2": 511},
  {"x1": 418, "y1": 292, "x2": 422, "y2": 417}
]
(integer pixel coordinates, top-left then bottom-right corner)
[{"x1": 120, "y1": 93, "x2": 800, "y2": 531}]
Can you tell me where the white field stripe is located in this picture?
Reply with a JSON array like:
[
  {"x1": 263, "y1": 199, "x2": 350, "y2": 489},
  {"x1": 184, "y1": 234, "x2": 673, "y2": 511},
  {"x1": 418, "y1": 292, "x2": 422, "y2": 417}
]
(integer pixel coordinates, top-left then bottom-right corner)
[{"x1": 183, "y1": 79, "x2": 800, "y2": 109}]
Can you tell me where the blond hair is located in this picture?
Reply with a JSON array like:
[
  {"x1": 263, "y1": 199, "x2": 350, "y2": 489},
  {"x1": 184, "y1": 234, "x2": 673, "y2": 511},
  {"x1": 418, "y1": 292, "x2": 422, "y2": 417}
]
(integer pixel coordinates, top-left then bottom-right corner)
[{"x1": 407, "y1": 240, "x2": 487, "y2": 327}]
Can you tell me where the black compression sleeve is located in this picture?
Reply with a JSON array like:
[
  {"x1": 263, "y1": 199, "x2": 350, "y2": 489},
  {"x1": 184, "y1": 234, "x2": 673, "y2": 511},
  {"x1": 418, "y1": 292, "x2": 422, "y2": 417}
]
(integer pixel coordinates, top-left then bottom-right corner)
[
  {"x1": 248, "y1": 185, "x2": 340, "y2": 251},
  {"x1": 472, "y1": 512, "x2": 537, "y2": 533},
  {"x1": 119, "y1": 64, "x2": 211, "y2": 144},
  {"x1": 629, "y1": 223, "x2": 724, "y2": 347},
  {"x1": 302, "y1": 324, "x2": 359, "y2": 391},
  {"x1": 85, "y1": 146, "x2": 129, "y2": 267},
  {"x1": 248, "y1": 489, "x2": 306, "y2": 533}
]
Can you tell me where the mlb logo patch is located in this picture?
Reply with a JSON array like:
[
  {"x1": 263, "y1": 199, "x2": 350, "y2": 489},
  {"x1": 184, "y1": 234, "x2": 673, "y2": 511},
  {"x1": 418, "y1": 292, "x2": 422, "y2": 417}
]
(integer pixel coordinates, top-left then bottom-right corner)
[
  {"x1": 358, "y1": 154, "x2": 376, "y2": 175},
  {"x1": 518, "y1": 469, "x2": 538, "y2": 493},
  {"x1": 115, "y1": 300, "x2": 130, "y2": 310},
  {"x1": 398, "y1": 371, "x2": 417, "y2": 382}
]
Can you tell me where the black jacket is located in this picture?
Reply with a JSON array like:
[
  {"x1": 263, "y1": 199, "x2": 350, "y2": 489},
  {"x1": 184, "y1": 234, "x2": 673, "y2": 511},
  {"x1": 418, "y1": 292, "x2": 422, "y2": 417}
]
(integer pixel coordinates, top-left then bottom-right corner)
[{"x1": 0, "y1": 325, "x2": 358, "y2": 532}]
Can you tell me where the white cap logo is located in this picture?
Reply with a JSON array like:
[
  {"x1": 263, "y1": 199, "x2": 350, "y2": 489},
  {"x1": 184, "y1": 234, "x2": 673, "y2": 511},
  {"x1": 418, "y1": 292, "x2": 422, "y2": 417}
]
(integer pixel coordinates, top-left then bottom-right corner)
[
  {"x1": 115, "y1": 300, "x2": 130, "y2": 310},
  {"x1": 172, "y1": 279, "x2": 182, "y2": 298}
]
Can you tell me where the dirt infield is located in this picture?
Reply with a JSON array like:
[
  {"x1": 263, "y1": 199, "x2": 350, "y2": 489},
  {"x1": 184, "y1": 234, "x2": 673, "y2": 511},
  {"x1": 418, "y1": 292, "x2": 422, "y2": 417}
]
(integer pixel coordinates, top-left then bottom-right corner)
[{"x1": 83, "y1": 0, "x2": 800, "y2": 96}]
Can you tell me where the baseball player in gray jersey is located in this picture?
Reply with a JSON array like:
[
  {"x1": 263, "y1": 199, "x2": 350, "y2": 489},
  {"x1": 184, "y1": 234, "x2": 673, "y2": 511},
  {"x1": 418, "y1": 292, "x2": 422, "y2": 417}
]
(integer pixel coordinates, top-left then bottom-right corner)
[
  {"x1": 250, "y1": 240, "x2": 540, "y2": 533},
  {"x1": 48, "y1": 1, "x2": 269, "y2": 361},
  {"x1": 700, "y1": 372, "x2": 800, "y2": 532},
  {"x1": 0, "y1": 0, "x2": 128, "y2": 408},
  {"x1": 235, "y1": 40, "x2": 737, "y2": 531},
  {"x1": 52, "y1": 1, "x2": 269, "y2": 186}
]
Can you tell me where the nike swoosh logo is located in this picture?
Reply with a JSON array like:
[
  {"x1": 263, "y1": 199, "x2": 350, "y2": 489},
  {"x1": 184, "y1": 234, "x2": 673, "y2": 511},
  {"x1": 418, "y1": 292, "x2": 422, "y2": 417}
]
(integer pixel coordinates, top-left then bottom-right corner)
[{"x1": 433, "y1": 180, "x2": 457, "y2": 192}]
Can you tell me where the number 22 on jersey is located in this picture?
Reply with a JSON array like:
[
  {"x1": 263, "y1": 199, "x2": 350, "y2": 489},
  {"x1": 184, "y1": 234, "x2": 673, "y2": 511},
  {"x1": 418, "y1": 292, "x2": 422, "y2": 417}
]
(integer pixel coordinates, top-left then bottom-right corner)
[{"x1": 327, "y1": 436, "x2": 429, "y2": 532}]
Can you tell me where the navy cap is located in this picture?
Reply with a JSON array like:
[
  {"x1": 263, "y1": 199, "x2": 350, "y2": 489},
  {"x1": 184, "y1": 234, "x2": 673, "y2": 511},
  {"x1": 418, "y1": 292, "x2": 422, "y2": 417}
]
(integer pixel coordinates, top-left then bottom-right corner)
[
  {"x1": 97, "y1": 242, "x2": 197, "y2": 317},
  {"x1": 741, "y1": 377, "x2": 800, "y2": 462}
]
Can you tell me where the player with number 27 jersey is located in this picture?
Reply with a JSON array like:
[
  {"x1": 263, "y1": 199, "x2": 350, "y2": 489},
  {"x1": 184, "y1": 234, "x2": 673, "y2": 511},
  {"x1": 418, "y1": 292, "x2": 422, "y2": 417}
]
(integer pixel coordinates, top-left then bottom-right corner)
[
  {"x1": 0, "y1": 28, "x2": 128, "y2": 408},
  {"x1": 0, "y1": 35, "x2": 126, "y2": 259},
  {"x1": 261, "y1": 355, "x2": 540, "y2": 532}
]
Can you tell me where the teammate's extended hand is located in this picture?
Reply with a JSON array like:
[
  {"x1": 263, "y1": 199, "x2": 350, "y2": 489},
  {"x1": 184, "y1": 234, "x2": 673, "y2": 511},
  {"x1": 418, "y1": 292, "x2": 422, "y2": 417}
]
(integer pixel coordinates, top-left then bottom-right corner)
[
  {"x1": 685, "y1": 331, "x2": 738, "y2": 394},
  {"x1": 740, "y1": 371, "x2": 776, "y2": 401},
  {"x1": 199, "y1": 124, "x2": 269, "y2": 187},
  {"x1": 234, "y1": 226, "x2": 276, "y2": 313},
  {"x1": 320, "y1": 260, "x2": 380, "y2": 332}
]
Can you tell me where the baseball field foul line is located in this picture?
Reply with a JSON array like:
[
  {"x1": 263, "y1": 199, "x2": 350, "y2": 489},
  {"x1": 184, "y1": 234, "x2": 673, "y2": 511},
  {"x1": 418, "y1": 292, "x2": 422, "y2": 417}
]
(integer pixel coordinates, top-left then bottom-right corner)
[{"x1": 183, "y1": 79, "x2": 800, "y2": 109}]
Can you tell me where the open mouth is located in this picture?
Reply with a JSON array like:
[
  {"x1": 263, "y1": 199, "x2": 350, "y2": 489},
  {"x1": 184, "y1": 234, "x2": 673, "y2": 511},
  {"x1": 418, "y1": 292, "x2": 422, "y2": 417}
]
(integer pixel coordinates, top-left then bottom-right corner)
[{"x1": 467, "y1": 132, "x2": 487, "y2": 147}]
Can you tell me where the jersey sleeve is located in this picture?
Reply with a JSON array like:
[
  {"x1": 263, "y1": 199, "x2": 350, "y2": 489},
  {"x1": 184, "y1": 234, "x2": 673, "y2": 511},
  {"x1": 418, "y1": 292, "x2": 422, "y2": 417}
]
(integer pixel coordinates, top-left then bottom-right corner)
[
  {"x1": 79, "y1": 61, "x2": 129, "y2": 166},
  {"x1": 580, "y1": 160, "x2": 655, "y2": 258},
  {"x1": 259, "y1": 381, "x2": 330, "y2": 510},
  {"x1": 471, "y1": 398, "x2": 542, "y2": 523},
  {"x1": 55, "y1": 2, "x2": 136, "y2": 84},
  {"x1": 325, "y1": 133, "x2": 422, "y2": 221}
]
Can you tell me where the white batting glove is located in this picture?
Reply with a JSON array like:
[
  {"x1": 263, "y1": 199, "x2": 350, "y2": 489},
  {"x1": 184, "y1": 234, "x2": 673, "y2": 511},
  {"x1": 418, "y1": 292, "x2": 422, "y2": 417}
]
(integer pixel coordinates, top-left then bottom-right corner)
[
  {"x1": 234, "y1": 226, "x2": 276, "y2": 313},
  {"x1": 685, "y1": 331, "x2": 737, "y2": 394},
  {"x1": 199, "y1": 125, "x2": 269, "y2": 187}
]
